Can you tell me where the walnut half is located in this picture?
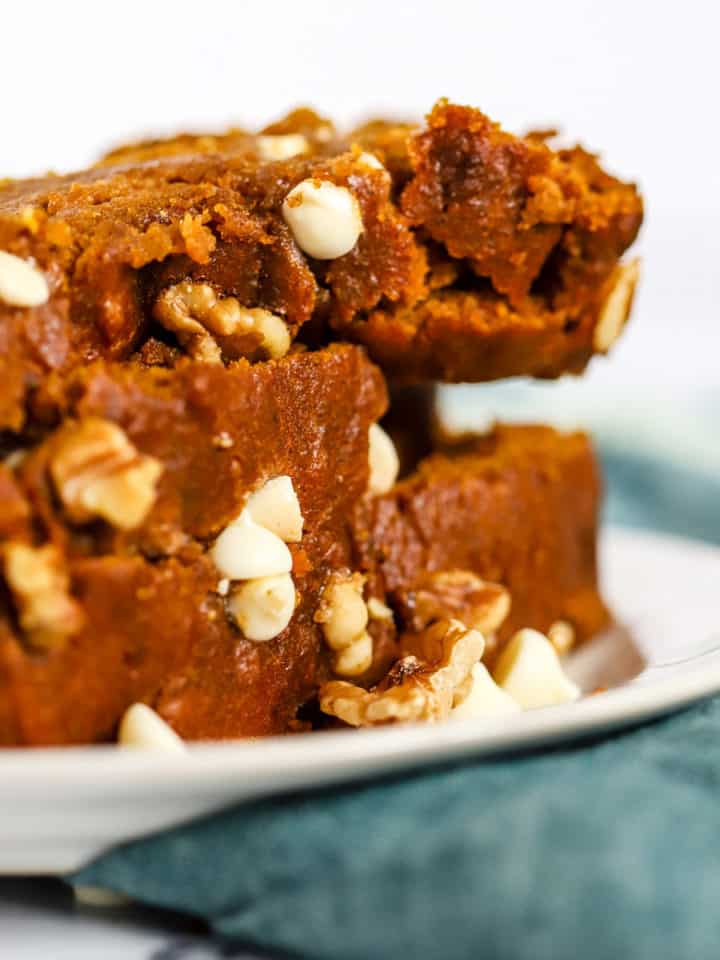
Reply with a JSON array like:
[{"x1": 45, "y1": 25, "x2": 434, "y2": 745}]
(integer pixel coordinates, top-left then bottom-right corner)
[
  {"x1": 319, "y1": 618, "x2": 484, "y2": 726},
  {"x1": 49, "y1": 418, "x2": 162, "y2": 530},
  {"x1": 396, "y1": 570, "x2": 510, "y2": 636},
  {"x1": 3, "y1": 542, "x2": 84, "y2": 650},
  {"x1": 153, "y1": 282, "x2": 290, "y2": 363}
]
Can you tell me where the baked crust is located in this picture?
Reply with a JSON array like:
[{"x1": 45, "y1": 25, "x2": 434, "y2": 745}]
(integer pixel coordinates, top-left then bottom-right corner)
[
  {"x1": 352, "y1": 424, "x2": 609, "y2": 655},
  {"x1": 0, "y1": 146, "x2": 422, "y2": 430},
  {"x1": 0, "y1": 101, "x2": 641, "y2": 429}
]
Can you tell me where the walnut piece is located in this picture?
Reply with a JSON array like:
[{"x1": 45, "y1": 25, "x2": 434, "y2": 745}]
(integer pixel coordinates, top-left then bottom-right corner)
[
  {"x1": 315, "y1": 571, "x2": 373, "y2": 677},
  {"x1": 319, "y1": 619, "x2": 484, "y2": 726},
  {"x1": 153, "y1": 282, "x2": 290, "y2": 363},
  {"x1": 367, "y1": 596, "x2": 394, "y2": 621},
  {"x1": 398, "y1": 570, "x2": 510, "y2": 636},
  {"x1": 315, "y1": 572, "x2": 368, "y2": 648},
  {"x1": 3, "y1": 542, "x2": 84, "y2": 649},
  {"x1": 49, "y1": 418, "x2": 162, "y2": 530}
]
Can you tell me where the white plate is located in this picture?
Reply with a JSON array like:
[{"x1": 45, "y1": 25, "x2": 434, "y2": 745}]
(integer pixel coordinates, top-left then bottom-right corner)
[{"x1": 1, "y1": 526, "x2": 718, "y2": 876}]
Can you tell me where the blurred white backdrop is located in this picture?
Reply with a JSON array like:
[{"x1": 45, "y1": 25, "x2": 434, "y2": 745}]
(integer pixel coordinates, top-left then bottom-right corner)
[{"x1": 3, "y1": 0, "x2": 719, "y2": 395}]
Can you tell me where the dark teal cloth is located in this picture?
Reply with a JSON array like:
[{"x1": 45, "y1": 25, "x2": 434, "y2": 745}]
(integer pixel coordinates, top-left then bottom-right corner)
[
  {"x1": 603, "y1": 448, "x2": 720, "y2": 545},
  {"x1": 75, "y1": 700, "x2": 720, "y2": 960},
  {"x1": 72, "y1": 452, "x2": 720, "y2": 959}
]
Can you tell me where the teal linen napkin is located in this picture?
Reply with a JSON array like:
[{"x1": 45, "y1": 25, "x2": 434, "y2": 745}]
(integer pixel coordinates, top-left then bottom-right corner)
[
  {"x1": 72, "y1": 424, "x2": 720, "y2": 960},
  {"x1": 75, "y1": 697, "x2": 720, "y2": 960}
]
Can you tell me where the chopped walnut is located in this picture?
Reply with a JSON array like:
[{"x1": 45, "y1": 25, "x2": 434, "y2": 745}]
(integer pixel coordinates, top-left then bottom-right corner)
[
  {"x1": 3, "y1": 542, "x2": 84, "y2": 649},
  {"x1": 397, "y1": 570, "x2": 510, "y2": 636},
  {"x1": 153, "y1": 282, "x2": 290, "y2": 363},
  {"x1": 315, "y1": 570, "x2": 373, "y2": 677},
  {"x1": 49, "y1": 418, "x2": 162, "y2": 530},
  {"x1": 187, "y1": 333, "x2": 223, "y2": 364},
  {"x1": 315, "y1": 571, "x2": 367, "y2": 647},
  {"x1": 367, "y1": 596, "x2": 394, "y2": 622},
  {"x1": 319, "y1": 619, "x2": 484, "y2": 726}
]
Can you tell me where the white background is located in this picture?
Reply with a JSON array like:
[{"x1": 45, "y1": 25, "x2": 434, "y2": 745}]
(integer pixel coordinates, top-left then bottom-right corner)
[
  {"x1": 3, "y1": 0, "x2": 718, "y2": 391},
  {"x1": 2, "y1": 0, "x2": 717, "y2": 213}
]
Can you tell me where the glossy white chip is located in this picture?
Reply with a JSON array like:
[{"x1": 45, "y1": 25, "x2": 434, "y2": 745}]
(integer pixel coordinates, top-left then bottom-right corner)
[{"x1": 493, "y1": 628, "x2": 580, "y2": 709}]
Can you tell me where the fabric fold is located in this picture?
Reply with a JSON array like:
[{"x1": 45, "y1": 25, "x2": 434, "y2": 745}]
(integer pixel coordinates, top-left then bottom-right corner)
[{"x1": 74, "y1": 697, "x2": 720, "y2": 960}]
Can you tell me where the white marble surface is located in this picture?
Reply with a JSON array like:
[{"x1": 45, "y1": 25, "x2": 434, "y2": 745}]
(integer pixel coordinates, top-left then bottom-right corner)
[{"x1": 0, "y1": 879, "x2": 266, "y2": 959}]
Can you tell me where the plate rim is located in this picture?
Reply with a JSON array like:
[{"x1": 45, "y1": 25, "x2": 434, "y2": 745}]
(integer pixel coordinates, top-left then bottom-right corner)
[{"x1": 2, "y1": 525, "x2": 720, "y2": 876}]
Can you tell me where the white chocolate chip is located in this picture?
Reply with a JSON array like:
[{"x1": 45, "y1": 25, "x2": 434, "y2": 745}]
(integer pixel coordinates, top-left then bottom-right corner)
[
  {"x1": 357, "y1": 151, "x2": 385, "y2": 171},
  {"x1": 245, "y1": 476, "x2": 303, "y2": 543},
  {"x1": 282, "y1": 179, "x2": 363, "y2": 259},
  {"x1": 548, "y1": 620, "x2": 575, "y2": 656},
  {"x1": 0, "y1": 250, "x2": 49, "y2": 307},
  {"x1": 217, "y1": 578, "x2": 230, "y2": 597},
  {"x1": 451, "y1": 663, "x2": 521, "y2": 720},
  {"x1": 493, "y1": 628, "x2": 580, "y2": 709},
  {"x1": 368, "y1": 423, "x2": 399, "y2": 495},
  {"x1": 367, "y1": 596, "x2": 394, "y2": 621},
  {"x1": 118, "y1": 703, "x2": 186, "y2": 752},
  {"x1": 256, "y1": 134, "x2": 309, "y2": 161},
  {"x1": 318, "y1": 575, "x2": 369, "y2": 651},
  {"x1": 334, "y1": 631, "x2": 373, "y2": 677},
  {"x1": 227, "y1": 572, "x2": 296, "y2": 642},
  {"x1": 593, "y1": 258, "x2": 641, "y2": 353},
  {"x1": 211, "y1": 511, "x2": 292, "y2": 580}
]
